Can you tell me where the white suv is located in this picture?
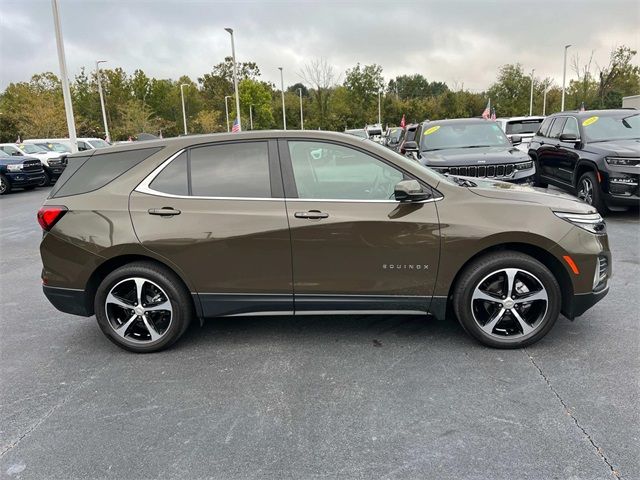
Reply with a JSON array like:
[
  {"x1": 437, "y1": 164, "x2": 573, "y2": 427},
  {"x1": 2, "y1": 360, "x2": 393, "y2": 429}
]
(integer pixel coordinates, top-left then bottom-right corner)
[{"x1": 495, "y1": 116, "x2": 545, "y2": 152}]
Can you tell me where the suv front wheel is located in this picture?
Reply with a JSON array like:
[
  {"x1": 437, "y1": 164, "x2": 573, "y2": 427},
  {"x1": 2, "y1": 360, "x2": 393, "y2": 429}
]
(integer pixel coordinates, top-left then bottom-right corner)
[
  {"x1": 577, "y1": 171, "x2": 608, "y2": 215},
  {"x1": 453, "y1": 252, "x2": 561, "y2": 348},
  {"x1": 94, "y1": 261, "x2": 193, "y2": 353}
]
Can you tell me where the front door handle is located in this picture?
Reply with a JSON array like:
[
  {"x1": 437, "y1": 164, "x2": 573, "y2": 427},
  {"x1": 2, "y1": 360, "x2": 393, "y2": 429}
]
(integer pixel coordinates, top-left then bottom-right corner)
[
  {"x1": 294, "y1": 210, "x2": 329, "y2": 219},
  {"x1": 148, "y1": 207, "x2": 181, "y2": 216}
]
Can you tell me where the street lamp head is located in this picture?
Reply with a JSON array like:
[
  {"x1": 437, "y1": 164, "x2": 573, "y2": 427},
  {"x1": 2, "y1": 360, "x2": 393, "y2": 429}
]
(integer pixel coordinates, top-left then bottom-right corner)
[
  {"x1": 96, "y1": 60, "x2": 107, "y2": 64},
  {"x1": 224, "y1": 28, "x2": 233, "y2": 35},
  {"x1": 181, "y1": 83, "x2": 188, "y2": 87},
  {"x1": 565, "y1": 44, "x2": 572, "y2": 49}
]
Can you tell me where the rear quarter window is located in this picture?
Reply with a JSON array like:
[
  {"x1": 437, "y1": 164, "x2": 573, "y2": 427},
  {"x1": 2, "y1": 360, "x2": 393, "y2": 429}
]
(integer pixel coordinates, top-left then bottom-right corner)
[{"x1": 50, "y1": 147, "x2": 162, "y2": 198}]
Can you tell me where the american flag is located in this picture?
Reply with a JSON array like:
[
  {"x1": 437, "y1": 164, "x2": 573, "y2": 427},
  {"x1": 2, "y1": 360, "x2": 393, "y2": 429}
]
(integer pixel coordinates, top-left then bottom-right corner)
[
  {"x1": 490, "y1": 107, "x2": 496, "y2": 121},
  {"x1": 400, "y1": 114, "x2": 406, "y2": 128},
  {"x1": 481, "y1": 99, "x2": 491, "y2": 119},
  {"x1": 232, "y1": 118, "x2": 241, "y2": 133}
]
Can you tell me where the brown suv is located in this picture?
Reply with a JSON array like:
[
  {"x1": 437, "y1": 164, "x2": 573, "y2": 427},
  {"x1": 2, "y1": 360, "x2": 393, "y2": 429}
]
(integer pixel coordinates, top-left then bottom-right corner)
[{"x1": 39, "y1": 131, "x2": 611, "y2": 352}]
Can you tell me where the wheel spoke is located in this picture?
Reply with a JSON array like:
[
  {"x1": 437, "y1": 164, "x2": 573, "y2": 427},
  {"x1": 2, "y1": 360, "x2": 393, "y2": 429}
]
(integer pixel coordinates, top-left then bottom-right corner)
[
  {"x1": 114, "y1": 314, "x2": 138, "y2": 339},
  {"x1": 106, "y1": 292, "x2": 134, "y2": 309},
  {"x1": 481, "y1": 307, "x2": 506, "y2": 334},
  {"x1": 141, "y1": 315, "x2": 161, "y2": 341},
  {"x1": 511, "y1": 309, "x2": 534, "y2": 335},
  {"x1": 515, "y1": 290, "x2": 548, "y2": 303},
  {"x1": 504, "y1": 268, "x2": 518, "y2": 298},
  {"x1": 133, "y1": 278, "x2": 146, "y2": 306},
  {"x1": 144, "y1": 300, "x2": 171, "y2": 312},
  {"x1": 472, "y1": 289, "x2": 502, "y2": 304}
]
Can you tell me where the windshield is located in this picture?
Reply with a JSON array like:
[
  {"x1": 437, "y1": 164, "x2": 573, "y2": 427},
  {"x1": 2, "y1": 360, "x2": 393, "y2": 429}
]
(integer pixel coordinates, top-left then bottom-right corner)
[
  {"x1": 39, "y1": 142, "x2": 70, "y2": 153},
  {"x1": 582, "y1": 113, "x2": 640, "y2": 142},
  {"x1": 506, "y1": 119, "x2": 543, "y2": 135},
  {"x1": 88, "y1": 139, "x2": 110, "y2": 148},
  {"x1": 345, "y1": 130, "x2": 368, "y2": 139},
  {"x1": 19, "y1": 144, "x2": 47, "y2": 154},
  {"x1": 420, "y1": 122, "x2": 510, "y2": 151}
]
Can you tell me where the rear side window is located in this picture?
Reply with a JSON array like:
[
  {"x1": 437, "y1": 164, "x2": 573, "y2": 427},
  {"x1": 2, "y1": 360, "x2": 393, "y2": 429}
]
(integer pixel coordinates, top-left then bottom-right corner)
[
  {"x1": 189, "y1": 142, "x2": 270, "y2": 198},
  {"x1": 149, "y1": 152, "x2": 188, "y2": 196},
  {"x1": 51, "y1": 147, "x2": 162, "y2": 198}
]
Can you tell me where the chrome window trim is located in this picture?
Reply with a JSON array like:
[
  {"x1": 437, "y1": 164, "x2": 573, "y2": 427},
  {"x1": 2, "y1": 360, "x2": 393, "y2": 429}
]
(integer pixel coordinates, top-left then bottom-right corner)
[{"x1": 136, "y1": 148, "x2": 442, "y2": 204}]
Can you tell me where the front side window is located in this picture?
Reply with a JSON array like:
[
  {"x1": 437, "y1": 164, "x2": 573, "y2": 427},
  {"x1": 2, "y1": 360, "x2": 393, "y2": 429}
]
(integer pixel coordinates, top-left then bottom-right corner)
[
  {"x1": 562, "y1": 117, "x2": 580, "y2": 138},
  {"x1": 548, "y1": 118, "x2": 567, "y2": 139},
  {"x1": 190, "y1": 142, "x2": 271, "y2": 198},
  {"x1": 288, "y1": 141, "x2": 404, "y2": 200}
]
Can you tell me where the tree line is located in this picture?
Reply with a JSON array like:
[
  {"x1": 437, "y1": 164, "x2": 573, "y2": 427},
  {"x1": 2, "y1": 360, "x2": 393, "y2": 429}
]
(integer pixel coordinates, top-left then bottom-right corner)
[{"x1": 1, "y1": 46, "x2": 638, "y2": 142}]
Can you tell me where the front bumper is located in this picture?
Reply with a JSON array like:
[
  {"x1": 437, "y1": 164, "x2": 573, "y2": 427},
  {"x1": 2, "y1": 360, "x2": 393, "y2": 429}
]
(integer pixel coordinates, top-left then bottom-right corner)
[
  {"x1": 6, "y1": 171, "x2": 45, "y2": 187},
  {"x1": 43, "y1": 285, "x2": 91, "y2": 316},
  {"x1": 44, "y1": 164, "x2": 66, "y2": 181},
  {"x1": 565, "y1": 285, "x2": 609, "y2": 319}
]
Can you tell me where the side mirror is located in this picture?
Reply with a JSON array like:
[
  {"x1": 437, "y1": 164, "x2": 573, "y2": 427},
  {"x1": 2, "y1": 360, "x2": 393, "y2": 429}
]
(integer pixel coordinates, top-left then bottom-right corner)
[
  {"x1": 394, "y1": 179, "x2": 430, "y2": 202},
  {"x1": 510, "y1": 135, "x2": 522, "y2": 145},
  {"x1": 12, "y1": 151, "x2": 22, "y2": 156},
  {"x1": 402, "y1": 141, "x2": 419, "y2": 153},
  {"x1": 559, "y1": 133, "x2": 578, "y2": 143}
]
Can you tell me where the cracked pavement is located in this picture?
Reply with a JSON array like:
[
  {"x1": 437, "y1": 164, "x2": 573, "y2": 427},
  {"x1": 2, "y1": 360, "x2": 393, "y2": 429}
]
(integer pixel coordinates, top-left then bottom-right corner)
[{"x1": 1, "y1": 188, "x2": 638, "y2": 479}]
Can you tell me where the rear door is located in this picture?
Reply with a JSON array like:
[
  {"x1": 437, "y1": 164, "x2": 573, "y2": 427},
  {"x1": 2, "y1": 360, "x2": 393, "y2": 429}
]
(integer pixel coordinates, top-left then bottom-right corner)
[
  {"x1": 279, "y1": 138, "x2": 440, "y2": 314},
  {"x1": 130, "y1": 140, "x2": 293, "y2": 317}
]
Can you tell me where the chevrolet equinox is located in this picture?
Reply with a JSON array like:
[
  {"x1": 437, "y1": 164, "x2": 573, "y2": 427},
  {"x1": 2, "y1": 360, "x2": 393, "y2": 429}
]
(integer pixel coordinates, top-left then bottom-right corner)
[{"x1": 39, "y1": 131, "x2": 610, "y2": 352}]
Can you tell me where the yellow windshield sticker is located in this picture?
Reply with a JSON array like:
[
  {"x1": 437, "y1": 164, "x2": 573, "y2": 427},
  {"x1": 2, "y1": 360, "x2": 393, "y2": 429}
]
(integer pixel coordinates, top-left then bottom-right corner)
[
  {"x1": 582, "y1": 116, "x2": 598, "y2": 126},
  {"x1": 424, "y1": 126, "x2": 441, "y2": 135}
]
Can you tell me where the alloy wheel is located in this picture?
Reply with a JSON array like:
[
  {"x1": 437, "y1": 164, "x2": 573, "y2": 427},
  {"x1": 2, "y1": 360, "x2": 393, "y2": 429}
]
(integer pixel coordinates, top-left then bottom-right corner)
[
  {"x1": 105, "y1": 277, "x2": 173, "y2": 344},
  {"x1": 578, "y1": 177, "x2": 594, "y2": 205},
  {"x1": 0, "y1": 177, "x2": 6, "y2": 194},
  {"x1": 471, "y1": 268, "x2": 549, "y2": 338}
]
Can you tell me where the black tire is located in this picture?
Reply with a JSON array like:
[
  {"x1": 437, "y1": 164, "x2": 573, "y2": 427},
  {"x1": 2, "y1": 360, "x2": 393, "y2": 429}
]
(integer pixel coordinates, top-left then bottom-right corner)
[
  {"x1": 94, "y1": 261, "x2": 193, "y2": 353},
  {"x1": 531, "y1": 155, "x2": 547, "y2": 188},
  {"x1": 38, "y1": 171, "x2": 51, "y2": 187},
  {"x1": 0, "y1": 174, "x2": 11, "y2": 195},
  {"x1": 453, "y1": 251, "x2": 561, "y2": 349},
  {"x1": 577, "y1": 170, "x2": 609, "y2": 215}
]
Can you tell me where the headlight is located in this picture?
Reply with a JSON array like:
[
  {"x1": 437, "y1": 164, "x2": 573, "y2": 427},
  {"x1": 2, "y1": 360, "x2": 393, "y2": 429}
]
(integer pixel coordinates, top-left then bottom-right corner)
[
  {"x1": 554, "y1": 211, "x2": 606, "y2": 234},
  {"x1": 605, "y1": 157, "x2": 640, "y2": 167},
  {"x1": 6, "y1": 164, "x2": 22, "y2": 172},
  {"x1": 514, "y1": 161, "x2": 534, "y2": 170}
]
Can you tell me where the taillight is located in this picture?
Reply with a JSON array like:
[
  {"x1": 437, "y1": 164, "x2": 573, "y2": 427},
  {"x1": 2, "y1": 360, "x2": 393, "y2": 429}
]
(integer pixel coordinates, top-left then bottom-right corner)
[{"x1": 37, "y1": 205, "x2": 68, "y2": 231}]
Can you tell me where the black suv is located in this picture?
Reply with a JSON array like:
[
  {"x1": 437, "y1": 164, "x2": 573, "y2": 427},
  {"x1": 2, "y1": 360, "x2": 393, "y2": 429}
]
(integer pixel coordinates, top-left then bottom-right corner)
[
  {"x1": 0, "y1": 150, "x2": 45, "y2": 194},
  {"x1": 404, "y1": 118, "x2": 535, "y2": 183},
  {"x1": 528, "y1": 109, "x2": 640, "y2": 214}
]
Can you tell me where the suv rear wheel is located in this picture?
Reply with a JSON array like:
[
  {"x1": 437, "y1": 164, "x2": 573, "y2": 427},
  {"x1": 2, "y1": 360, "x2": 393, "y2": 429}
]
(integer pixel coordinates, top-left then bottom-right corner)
[
  {"x1": 577, "y1": 171, "x2": 608, "y2": 215},
  {"x1": 453, "y1": 252, "x2": 561, "y2": 348},
  {"x1": 94, "y1": 262, "x2": 193, "y2": 353}
]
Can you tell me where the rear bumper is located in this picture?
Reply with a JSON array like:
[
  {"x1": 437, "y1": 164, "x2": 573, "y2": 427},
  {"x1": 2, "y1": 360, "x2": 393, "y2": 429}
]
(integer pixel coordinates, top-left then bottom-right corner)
[
  {"x1": 565, "y1": 285, "x2": 609, "y2": 319},
  {"x1": 43, "y1": 285, "x2": 91, "y2": 317}
]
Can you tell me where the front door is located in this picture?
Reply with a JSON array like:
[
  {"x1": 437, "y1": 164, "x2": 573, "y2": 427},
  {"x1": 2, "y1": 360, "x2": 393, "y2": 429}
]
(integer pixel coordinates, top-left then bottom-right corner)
[
  {"x1": 279, "y1": 139, "x2": 440, "y2": 314},
  {"x1": 130, "y1": 140, "x2": 293, "y2": 317}
]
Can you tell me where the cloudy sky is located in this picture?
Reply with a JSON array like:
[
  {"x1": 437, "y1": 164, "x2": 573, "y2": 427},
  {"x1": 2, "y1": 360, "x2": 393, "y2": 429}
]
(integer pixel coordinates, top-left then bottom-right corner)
[{"x1": 1, "y1": 0, "x2": 639, "y2": 92}]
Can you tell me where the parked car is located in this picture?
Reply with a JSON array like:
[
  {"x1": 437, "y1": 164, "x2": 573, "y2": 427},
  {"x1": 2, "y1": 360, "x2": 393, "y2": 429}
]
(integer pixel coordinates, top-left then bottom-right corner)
[
  {"x1": 365, "y1": 123, "x2": 383, "y2": 143},
  {"x1": 0, "y1": 150, "x2": 45, "y2": 194},
  {"x1": 0, "y1": 143, "x2": 66, "y2": 186},
  {"x1": 404, "y1": 118, "x2": 535, "y2": 183},
  {"x1": 495, "y1": 116, "x2": 545, "y2": 152},
  {"x1": 344, "y1": 129, "x2": 369, "y2": 139},
  {"x1": 396, "y1": 123, "x2": 420, "y2": 154},
  {"x1": 383, "y1": 126, "x2": 403, "y2": 149},
  {"x1": 26, "y1": 137, "x2": 110, "y2": 152},
  {"x1": 528, "y1": 109, "x2": 640, "y2": 214},
  {"x1": 39, "y1": 131, "x2": 609, "y2": 352}
]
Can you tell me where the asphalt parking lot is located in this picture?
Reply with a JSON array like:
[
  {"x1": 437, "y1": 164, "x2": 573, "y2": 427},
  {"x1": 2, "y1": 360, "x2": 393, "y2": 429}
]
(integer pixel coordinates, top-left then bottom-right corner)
[{"x1": 0, "y1": 187, "x2": 638, "y2": 480}]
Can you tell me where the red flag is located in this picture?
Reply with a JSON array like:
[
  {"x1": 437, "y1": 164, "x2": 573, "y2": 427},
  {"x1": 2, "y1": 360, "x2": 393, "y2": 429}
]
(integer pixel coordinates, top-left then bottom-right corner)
[
  {"x1": 481, "y1": 99, "x2": 491, "y2": 119},
  {"x1": 400, "y1": 114, "x2": 406, "y2": 128}
]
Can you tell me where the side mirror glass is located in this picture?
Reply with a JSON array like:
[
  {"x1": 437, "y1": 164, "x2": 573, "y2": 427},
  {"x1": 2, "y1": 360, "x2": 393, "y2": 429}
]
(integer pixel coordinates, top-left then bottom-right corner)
[
  {"x1": 402, "y1": 141, "x2": 419, "y2": 152},
  {"x1": 510, "y1": 135, "x2": 522, "y2": 145},
  {"x1": 559, "y1": 133, "x2": 578, "y2": 143},
  {"x1": 394, "y1": 179, "x2": 430, "y2": 202}
]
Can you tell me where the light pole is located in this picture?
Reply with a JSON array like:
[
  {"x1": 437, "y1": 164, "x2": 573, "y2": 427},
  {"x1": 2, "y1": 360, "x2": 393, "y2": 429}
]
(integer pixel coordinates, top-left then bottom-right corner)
[
  {"x1": 561, "y1": 44, "x2": 572, "y2": 112},
  {"x1": 542, "y1": 85, "x2": 550, "y2": 116},
  {"x1": 377, "y1": 90, "x2": 382, "y2": 126},
  {"x1": 180, "y1": 83, "x2": 189, "y2": 135},
  {"x1": 224, "y1": 95, "x2": 232, "y2": 132},
  {"x1": 51, "y1": 0, "x2": 77, "y2": 152},
  {"x1": 224, "y1": 28, "x2": 242, "y2": 131},
  {"x1": 529, "y1": 69, "x2": 535, "y2": 116},
  {"x1": 278, "y1": 67, "x2": 286, "y2": 130},
  {"x1": 298, "y1": 88, "x2": 304, "y2": 130},
  {"x1": 249, "y1": 104, "x2": 254, "y2": 130},
  {"x1": 95, "y1": 60, "x2": 110, "y2": 143}
]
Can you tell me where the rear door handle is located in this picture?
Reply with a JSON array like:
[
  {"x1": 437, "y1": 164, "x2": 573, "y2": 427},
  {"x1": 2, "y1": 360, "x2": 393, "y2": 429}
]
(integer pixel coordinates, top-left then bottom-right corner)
[
  {"x1": 148, "y1": 207, "x2": 181, "y2": 216},
  {"x1": 294, "y1": 210, "x2": 329, "y2": 219}
]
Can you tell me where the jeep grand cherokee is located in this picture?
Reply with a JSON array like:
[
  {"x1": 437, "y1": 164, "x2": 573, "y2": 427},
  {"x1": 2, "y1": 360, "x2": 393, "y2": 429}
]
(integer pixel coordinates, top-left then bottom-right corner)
[{"x1": 39, "y1": 131, "x2": 610, "y2": 352}]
